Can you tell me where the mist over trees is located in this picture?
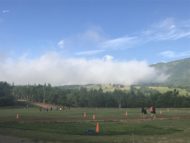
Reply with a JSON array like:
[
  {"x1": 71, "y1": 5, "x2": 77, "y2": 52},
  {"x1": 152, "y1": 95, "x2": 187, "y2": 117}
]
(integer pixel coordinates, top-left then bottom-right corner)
[
  {"x1": 1, "y1": 59, "x2": 190, "y2": 107},
  {"x1": 0, "y1": 82, "x2": 187, "y2": 108}
]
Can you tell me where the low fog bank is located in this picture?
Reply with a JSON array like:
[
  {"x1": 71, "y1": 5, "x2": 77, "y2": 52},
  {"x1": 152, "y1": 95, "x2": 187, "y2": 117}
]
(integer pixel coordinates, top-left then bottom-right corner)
[{"x1": 0, "y1": 52, "x2": 168, "y2": 85}]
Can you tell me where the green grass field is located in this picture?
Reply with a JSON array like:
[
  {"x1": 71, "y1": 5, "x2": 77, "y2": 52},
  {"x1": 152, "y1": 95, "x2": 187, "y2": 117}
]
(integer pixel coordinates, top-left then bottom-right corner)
[{"x1": 0, "y1": 107, "x2": 190, "y2": 143}]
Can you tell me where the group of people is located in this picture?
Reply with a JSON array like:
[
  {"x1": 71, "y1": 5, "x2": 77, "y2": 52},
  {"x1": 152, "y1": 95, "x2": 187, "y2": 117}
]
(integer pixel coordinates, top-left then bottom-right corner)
[
  {"x1": 39, "y1": 107, "x2": 53, "y2": 112},
  {"x1": 141, "y1": 106, "x2": 156, "y2": 119},
  {"x1": 39, "y1": 106, "x2": 64, "y2": 112}
]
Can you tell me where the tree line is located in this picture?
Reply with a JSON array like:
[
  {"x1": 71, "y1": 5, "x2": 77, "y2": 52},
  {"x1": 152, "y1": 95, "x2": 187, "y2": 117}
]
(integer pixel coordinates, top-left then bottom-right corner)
[
  {"x1": 0, "y1": 81, "x2": 190, "y2": 107},
  {"x1": 0, "y1": 82, "x2": 15, "y2": 106}
]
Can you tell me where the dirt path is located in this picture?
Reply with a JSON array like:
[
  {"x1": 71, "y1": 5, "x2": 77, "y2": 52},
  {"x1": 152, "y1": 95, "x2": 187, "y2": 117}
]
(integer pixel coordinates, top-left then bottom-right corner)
[{"x1": 32, "y1": 102, "x2": 59, "y2": 109}]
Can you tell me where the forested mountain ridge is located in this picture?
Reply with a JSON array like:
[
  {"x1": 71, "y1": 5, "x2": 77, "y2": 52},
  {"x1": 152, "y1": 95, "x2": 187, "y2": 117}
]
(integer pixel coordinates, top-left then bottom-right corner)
[{"x1": 152, "y1": 58, "x2": 190, "y2": 87}]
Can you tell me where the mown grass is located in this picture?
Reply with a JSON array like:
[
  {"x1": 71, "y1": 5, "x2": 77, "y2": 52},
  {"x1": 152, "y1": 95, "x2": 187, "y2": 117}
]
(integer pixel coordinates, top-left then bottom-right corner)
[
  {"x1": 0, "y1": 121, "x2": 182, "y2": 136},
  {"x1": 0, "y1": 107, "x2": 190, "y2": 143}
]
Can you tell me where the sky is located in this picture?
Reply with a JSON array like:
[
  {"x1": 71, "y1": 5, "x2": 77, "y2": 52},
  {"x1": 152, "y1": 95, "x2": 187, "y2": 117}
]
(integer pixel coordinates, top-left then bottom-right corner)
[{"x1": 0, "y1": 0, "x2": 190, "y2": 85}]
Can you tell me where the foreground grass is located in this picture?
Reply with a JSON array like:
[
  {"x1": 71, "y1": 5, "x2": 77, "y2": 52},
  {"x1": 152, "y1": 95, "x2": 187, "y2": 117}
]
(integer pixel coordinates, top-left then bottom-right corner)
[{"x1": 0, "y1": 107, "x2": 190, "y2": 143}]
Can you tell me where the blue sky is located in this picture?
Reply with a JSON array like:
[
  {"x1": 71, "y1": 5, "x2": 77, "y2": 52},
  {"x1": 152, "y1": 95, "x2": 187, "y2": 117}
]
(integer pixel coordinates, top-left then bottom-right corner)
[{"x1": 0, "y1": 0, "x2": 189, "y2": 85}]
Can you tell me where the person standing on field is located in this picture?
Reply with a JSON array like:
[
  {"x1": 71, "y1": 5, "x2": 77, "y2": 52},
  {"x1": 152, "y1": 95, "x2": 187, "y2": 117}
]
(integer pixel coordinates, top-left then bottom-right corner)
[{"x1": 150, "y1": 105, "x2": 156, "y2": 119}]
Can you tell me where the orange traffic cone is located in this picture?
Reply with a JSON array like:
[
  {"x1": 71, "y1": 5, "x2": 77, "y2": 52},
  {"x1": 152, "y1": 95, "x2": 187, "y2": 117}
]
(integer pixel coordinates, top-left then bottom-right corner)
[
  {"x1": 93, "y1": 114, "x2": 96, "y2": 120},
  {"x1": 96, "y1": 122, "x2": 100, "y2": 133}
]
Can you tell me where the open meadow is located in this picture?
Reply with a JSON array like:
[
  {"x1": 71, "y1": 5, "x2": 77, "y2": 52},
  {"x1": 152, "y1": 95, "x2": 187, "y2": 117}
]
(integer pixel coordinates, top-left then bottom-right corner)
[
  {"x1": 0, "y1": 107, "x2": 190, "y2": 143},
  {"x1": 1, "y1": 0, "x2": 190, "y2": 142}
]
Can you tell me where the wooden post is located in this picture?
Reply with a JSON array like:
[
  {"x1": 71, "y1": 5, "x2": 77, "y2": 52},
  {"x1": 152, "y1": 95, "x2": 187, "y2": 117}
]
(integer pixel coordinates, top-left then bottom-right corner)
[
  {"x1": 93, "y1": 114, "x2": 96, "y2": 120},
  {"x1": 16, "y1": 113, "x2": 19, "y2": 120},
  {"x1": 83, "y1": 112, "x2": 87, "y2": 118},
  {"x1": 125, "y1": 111, "x2": 128, "y2": 119}
]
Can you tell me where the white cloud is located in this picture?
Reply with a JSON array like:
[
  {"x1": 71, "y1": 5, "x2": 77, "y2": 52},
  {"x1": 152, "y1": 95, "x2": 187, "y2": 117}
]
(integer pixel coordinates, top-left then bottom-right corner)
[
  {"x1": 57, "y1": 28, "x2": 138, "y2": 52},
  {"x1": 56, "y1": 18, "x2": 190, "y2": 54},
  {"x1": 101, "y1": 18, "x2": 190, "y2": 50},
  {"x1": 160, "y1": 50, "x2": 190, "y2": 60},
  {"x1": 103, "y1": 55, "x2": 114, "y2": 61},
  {"x1": 75, "y1": 50, "x2": 105, "y2": 56},
  {"x1": 83, "y1": 29, "x2": 106, "y2": 42},
  {"x1": 57, "y1": 40, "x2": 64, "y2": 49},
  {"x1": 102, "y1": 36, "x2": 137, "y2": 49},
  {"x1": 58, "y1": 28, "x2": 107, "y2": 54},
  {"x1": 143, "y1": 18, "x2": 190, "y2": 41},
  {"x1": 160, "y1": 51, "x2": 175, "y2": 58},
  {"x1": 2, "y1": 10, "x2": 10, "y2": 14},
  {"x1": 0, "y1": 52, "x2": 167, "y2": 85}
]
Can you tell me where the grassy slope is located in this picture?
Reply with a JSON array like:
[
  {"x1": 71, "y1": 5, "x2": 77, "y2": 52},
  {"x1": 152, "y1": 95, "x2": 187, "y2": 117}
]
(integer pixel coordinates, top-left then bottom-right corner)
[
  {"x1": 152, "y1": 58, "x2": 190, "y2": 87},
  {"x1": 61, "y1": 84, "x2": 190, "y2": 96},
  {"x1": 148, "y1": 86, "x2": 190, "y2": 96},
  {"x1": 61, "y1": 84, "x2": 130, "y2": 92}
]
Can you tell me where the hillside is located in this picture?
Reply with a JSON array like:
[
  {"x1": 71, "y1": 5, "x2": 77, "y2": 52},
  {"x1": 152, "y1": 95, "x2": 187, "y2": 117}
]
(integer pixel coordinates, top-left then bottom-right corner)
[
  {"x1": 60, "y1": 84, "x2": 130, "y2": 92},
  {"x1": 58, "y1": 58, "x2": 190, "y2": 94},
  {"x1": 152, "y1": 58, "x2": 190, "y2": 87}
]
